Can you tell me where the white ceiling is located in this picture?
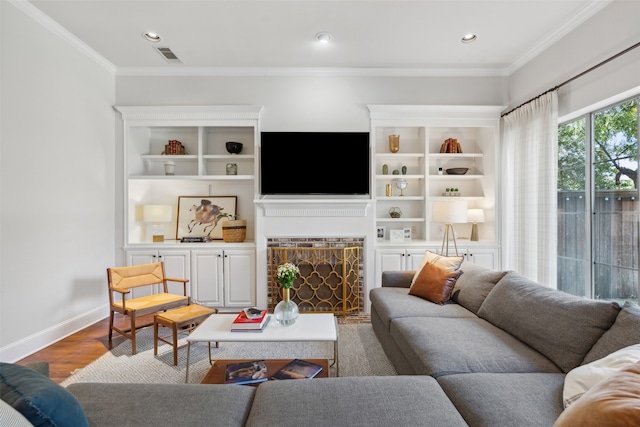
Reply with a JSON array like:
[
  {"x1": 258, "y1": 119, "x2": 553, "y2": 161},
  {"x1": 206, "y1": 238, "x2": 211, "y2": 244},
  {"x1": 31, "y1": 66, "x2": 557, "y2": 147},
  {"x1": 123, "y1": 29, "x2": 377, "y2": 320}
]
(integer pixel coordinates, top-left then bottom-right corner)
[{"x1": 21, "y1": 0, "x2": 611, "y2": 76}]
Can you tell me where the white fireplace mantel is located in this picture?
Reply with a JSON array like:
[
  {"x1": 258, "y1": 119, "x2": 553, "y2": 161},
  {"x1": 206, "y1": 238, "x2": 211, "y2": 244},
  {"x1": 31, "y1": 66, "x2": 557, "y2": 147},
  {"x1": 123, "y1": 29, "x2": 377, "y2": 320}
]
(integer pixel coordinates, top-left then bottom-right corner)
[{"x1": 255, "y1": 197, "x2": 372, "y2": 217}]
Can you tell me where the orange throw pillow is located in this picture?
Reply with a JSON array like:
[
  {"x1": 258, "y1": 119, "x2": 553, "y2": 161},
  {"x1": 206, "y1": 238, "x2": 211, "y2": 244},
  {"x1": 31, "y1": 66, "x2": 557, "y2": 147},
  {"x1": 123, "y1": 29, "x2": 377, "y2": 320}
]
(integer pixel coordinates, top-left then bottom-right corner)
[
  {"x1": 554, "y1": 361, "x2": 640, "y2": 427},
  {"x1": 409, "y1": 262, "x2": 463, "y2": 305}
]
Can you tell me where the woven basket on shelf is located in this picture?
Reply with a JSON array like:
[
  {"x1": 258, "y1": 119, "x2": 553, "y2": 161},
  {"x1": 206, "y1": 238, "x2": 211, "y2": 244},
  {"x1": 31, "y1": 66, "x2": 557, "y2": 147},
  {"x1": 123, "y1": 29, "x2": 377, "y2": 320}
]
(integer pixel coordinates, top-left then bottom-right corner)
[{"x1": 222, "y1": 219, "x2": 247, "y2": 243}]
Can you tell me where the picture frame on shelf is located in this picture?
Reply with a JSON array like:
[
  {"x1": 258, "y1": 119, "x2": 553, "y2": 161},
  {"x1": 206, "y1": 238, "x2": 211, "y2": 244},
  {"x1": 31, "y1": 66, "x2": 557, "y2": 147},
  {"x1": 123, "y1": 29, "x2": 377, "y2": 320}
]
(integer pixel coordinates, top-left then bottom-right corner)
[
  {"x1": 389, "y1": 229, "x2": 404, "y2": 242},
  {"x1": 176, "y1": 196, "x2": 237, "y2": 240},
  {"x1": 376, "y1": 226, "x2": 386, "y2": 241},
  {"x1": 403, "y1": 227, "x2": 412, "y2": 240}
]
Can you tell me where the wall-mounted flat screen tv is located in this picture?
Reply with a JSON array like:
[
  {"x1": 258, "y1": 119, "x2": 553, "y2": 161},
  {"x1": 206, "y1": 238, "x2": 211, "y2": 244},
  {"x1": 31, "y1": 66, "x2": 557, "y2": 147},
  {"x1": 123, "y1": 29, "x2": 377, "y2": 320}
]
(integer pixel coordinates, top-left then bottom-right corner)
[{"x1": 260, "y1": 132, "x2": 370, "y2": 195}]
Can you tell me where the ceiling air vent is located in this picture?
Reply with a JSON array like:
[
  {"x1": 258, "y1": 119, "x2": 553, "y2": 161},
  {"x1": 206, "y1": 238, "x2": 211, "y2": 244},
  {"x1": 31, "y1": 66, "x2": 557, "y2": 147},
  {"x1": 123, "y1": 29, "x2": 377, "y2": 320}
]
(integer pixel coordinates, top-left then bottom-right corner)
[{"x1": 153, "y1": 46, "x2": 182, "y2": 63}]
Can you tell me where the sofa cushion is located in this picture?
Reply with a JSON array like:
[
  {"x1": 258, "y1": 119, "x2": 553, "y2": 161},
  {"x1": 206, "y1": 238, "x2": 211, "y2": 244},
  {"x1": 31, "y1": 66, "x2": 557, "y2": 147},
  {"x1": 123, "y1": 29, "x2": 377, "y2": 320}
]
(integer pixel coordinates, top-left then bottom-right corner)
[
  {"x1": 438, "y1": 372, "x2": 565, "y2": 427},
  {"x1": 554, "y1": 361, "x2": 640, "y2": 427},
  {"x1": 391, "y1": 317, "x2": 561, "y2": 377},
  {"x1": 246, "y1": 376, "x2": 468, "y2": 427},
  {"x1": 450, "y1": 261, "x2": 508, "y2": 314},
  {"x1": 410, "y1": 251, "x2": 463, "y2": 286},
  {"x1": 409, "y1": 262, "x2": 462, "y2": 305},
  {"x1": 0, "y1": 362, "x2": 89, "y2": 427},
  {"x1": 67, "y1": 382, "x2": 255, "y2": 427},
  {"x1": 582, "y1": 301, "x2": 640, "y2": 365},
  {"x1": 478, "y1": 271, "x2": 621, "y2": 373},
  {"x1": 370, "y1": 287, "x2": 476, "y2": 331},
  {"x1": 563, "y1": 343, "x2": 640, "y2": 407}
]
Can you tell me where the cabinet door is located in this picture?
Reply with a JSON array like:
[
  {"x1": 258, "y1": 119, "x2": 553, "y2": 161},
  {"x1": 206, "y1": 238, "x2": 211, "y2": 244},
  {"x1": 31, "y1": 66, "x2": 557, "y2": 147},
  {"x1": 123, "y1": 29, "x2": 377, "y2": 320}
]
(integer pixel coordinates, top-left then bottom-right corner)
[
  {"x1": 405, "y1": 248, "x2": 430, "y2": 271},
  {"x1": 191, "y1": 250, "x2": 224, "y2": 306},
  {"x1": 159, "y1": 250, "x2": 190, "y2": 296},
  {"x1": 466, "y1": 249, "x2": 497, "y2": 270},
  {"x1": 375, "y1": 249, "x2": 407, "y2": 287},
  {"x1": 223, "y1": 249, "x2": 256, "y2": 307}
]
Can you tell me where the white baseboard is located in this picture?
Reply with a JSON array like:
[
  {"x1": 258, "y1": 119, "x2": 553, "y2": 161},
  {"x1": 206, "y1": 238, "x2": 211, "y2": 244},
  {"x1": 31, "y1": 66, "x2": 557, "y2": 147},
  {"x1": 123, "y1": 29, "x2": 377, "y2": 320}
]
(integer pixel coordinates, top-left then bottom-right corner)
[{"x1": 0, "y1": 305, "x2": 109, "y2": 363}]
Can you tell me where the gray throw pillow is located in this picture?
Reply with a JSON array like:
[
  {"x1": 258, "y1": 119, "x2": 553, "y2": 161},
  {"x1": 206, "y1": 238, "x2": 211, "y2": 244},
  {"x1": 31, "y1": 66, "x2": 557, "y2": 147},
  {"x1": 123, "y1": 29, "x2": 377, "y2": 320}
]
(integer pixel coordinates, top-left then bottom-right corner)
[
  {"x1": 450, "y1": 261, "x2": 508, "y2": 314},
  {"x1": 582, "y1": 302, "x2": 640, "y2": 365}
]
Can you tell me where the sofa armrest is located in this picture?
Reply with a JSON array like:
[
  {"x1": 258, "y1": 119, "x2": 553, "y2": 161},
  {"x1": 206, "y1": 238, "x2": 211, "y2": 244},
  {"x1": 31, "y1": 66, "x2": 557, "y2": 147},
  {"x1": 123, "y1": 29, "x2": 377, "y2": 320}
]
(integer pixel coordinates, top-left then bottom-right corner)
[{"x1": 381, "y1": 271, "x2": 415, "y2": 288}]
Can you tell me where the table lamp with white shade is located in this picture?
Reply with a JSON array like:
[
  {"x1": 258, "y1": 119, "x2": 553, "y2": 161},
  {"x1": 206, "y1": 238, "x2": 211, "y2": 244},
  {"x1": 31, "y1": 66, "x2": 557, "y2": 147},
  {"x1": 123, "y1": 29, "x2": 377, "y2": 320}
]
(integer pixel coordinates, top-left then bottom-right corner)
[
  {"x1": 431, "y1": 200, "x2": 468, "y2": 256},
  {"x1": 467, "y1": 209, "x2": 485, "y2": 241},
  {"x1": 143, "y1": 205, "x2": 172, "y2": 242}
]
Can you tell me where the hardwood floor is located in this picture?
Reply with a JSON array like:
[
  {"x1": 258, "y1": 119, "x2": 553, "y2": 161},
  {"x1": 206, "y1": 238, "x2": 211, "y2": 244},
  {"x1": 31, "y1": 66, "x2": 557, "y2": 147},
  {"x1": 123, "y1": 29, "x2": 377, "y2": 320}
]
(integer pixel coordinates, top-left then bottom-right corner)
[{"x1": 16, "y1": 314, "x2": 154, "y2": 384}]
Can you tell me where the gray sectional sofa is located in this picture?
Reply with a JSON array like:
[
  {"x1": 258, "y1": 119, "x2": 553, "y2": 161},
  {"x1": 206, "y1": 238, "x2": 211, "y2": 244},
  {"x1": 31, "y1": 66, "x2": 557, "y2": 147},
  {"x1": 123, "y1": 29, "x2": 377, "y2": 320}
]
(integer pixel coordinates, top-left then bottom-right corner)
[
  {"x1": 371, "y1": 260, "x2": 640, "y2": 426},
  {"x1": 3, "y1": 260, "x2": 640, "y2": 426}
]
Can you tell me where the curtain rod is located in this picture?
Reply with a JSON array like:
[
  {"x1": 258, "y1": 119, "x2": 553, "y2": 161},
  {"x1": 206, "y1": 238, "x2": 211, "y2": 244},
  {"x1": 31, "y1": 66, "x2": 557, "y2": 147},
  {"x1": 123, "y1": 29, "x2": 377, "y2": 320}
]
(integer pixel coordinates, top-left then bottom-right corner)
[{"x1": 501, "y1": 40, "x2": 640, "y2": 118}]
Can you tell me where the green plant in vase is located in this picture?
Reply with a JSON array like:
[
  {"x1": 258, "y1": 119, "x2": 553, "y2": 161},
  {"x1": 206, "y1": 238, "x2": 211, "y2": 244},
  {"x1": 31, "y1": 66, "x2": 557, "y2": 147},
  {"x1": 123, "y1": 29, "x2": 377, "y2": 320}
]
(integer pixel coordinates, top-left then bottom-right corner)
[{"x1": 274, "y1": 262, "x2": 300, "y2": 326}]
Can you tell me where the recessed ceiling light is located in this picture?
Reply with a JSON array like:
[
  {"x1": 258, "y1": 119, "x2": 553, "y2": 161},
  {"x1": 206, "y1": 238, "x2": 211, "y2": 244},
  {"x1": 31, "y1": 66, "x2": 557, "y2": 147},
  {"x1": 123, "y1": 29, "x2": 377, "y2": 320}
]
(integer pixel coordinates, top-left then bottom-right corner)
[
  {"x1": 461, "y1": 33, "x2": 477, "y2": 43},
  {"x1": 143, "y1": 32, "x2": 162, "y2": 42},
  {"x1": 315, "y1": 32, "x2": 332, "y2": 44}
]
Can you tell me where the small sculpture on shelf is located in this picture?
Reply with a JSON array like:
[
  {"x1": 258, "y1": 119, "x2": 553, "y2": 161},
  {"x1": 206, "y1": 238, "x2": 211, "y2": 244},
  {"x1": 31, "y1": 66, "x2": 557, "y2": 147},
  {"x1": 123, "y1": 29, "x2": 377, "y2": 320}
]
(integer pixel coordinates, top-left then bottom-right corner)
[{"x1": 439, "y1": 138, "x2": 462, "y2": 153}]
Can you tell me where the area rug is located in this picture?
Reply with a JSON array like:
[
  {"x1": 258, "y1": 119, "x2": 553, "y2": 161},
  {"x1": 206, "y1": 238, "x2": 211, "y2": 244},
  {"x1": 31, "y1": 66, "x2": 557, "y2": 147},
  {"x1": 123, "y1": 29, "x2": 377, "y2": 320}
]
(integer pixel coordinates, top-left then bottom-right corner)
[{"x1": 61, "y1": 323, "x2": 396, "y2": 385}]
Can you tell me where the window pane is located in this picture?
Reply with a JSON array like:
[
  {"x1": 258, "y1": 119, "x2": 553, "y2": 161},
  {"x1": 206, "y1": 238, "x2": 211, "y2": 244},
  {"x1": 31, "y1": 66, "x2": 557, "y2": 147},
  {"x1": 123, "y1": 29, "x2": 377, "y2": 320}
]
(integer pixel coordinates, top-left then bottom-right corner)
[
  {"x1": 592, "y1": 99, "x2": 639, "y2": 303},
  {"x1": 558, "y1": 119, "x2": 588, "y2": 296}
]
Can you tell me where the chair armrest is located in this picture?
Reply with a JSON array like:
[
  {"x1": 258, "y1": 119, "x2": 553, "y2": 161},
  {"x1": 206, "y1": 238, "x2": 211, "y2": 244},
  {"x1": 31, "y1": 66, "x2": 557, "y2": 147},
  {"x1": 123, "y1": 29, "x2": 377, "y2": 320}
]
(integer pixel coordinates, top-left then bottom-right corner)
[
  {"x1": 165, "y1": 278, "x2": 189, "y2": 284},
  {"x1": 381, "y1": 271, "x2": 415, "y2": 288},
  {"x1": 165, "y1": 278, "x2": 189, "y2": 296},
  {"x1": 109, "y1": 287, "x2": 131, "y2": 295}
]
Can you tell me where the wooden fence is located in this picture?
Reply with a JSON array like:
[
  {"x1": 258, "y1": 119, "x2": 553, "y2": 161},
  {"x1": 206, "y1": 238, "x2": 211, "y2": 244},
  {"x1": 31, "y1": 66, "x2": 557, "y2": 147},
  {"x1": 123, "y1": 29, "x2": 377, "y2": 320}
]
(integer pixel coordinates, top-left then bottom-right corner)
[{"x1": 558, "y1": 189, "x2": 639, "y2": 301}]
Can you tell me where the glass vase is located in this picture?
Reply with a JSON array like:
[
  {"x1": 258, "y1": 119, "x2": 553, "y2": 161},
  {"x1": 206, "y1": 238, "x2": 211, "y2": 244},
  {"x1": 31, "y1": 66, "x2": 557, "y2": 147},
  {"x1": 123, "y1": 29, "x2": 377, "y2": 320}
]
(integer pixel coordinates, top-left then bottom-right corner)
[{"x1": 274, "y1": 288, "x2": 299, "y2": 326}]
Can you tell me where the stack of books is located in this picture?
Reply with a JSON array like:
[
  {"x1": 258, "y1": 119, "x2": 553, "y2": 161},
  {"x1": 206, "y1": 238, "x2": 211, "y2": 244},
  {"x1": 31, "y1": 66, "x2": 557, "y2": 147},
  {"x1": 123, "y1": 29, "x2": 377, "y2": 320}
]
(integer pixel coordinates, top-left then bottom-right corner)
[{"x1": 231, "y1": 308, "x2": 270, "y2": 332}]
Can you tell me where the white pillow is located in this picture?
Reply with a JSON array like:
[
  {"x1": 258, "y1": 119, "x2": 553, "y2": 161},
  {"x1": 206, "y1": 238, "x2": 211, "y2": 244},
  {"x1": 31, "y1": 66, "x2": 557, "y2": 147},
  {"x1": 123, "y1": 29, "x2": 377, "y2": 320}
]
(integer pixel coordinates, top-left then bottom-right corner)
[
  {"x1": 0, "y1": 399, "x2": 32, "y2": 427},
  {"x1": 563, "y1": 343, "x2": 640, "y2": 408}
]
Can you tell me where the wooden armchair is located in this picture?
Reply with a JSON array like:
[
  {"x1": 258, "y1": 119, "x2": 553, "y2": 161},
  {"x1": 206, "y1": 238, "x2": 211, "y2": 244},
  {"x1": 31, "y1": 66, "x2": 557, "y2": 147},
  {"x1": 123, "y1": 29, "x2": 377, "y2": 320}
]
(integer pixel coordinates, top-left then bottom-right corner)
[{"x1": 107, "y1": 262, "x2": 190, "y2": 354}]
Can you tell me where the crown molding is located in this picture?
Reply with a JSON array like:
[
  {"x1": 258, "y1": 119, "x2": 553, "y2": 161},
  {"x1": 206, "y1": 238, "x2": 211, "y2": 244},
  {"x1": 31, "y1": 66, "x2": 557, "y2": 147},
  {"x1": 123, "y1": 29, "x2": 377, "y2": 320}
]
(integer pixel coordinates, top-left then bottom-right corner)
[
  {"x1": 506, "y1": 0, "x2": 613, "y2": 75},
  {"x1": 9, "y1": 0, "x2": 116, "y2": 74}
]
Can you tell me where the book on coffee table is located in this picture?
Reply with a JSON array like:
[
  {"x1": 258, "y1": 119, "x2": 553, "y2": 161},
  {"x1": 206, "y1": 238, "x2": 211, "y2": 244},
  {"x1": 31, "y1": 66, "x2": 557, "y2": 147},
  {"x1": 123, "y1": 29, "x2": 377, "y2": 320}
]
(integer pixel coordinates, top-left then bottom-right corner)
[
  {"x1": 270, "y1": 359, "x2": 323, "y2": 380},
  {"x1": 224, "y1": 359, "x2": 268, "y2": 385},
  {"x1": 231, "y1": 309, "x2": 269, "y2": 331}
]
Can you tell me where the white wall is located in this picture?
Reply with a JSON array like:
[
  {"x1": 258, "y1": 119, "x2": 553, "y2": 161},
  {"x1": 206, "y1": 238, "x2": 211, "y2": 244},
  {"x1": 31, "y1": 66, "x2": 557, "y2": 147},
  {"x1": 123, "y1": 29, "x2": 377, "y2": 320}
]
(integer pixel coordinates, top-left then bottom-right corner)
[
  {"x1": 507, "y1": 0, "x2": 640, "y2": 117},
  {"x1": 0, "y1": 2, "x2": 116, "y2": 361}
]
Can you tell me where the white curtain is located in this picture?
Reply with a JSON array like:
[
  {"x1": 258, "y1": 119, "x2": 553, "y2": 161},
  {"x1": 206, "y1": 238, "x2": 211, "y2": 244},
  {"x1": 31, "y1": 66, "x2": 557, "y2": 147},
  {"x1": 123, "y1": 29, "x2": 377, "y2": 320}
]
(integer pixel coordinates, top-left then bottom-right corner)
[{"x1": 501, "y1": 91, "x2": 558, "y2": 287}]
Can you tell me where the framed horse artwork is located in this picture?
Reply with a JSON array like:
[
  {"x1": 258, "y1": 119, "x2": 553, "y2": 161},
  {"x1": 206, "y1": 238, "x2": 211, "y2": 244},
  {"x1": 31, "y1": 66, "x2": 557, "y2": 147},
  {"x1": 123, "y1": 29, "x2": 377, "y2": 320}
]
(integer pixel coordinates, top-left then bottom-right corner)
[{"x1": 176, "y1": 196, "x2": 237, "y2": 240}]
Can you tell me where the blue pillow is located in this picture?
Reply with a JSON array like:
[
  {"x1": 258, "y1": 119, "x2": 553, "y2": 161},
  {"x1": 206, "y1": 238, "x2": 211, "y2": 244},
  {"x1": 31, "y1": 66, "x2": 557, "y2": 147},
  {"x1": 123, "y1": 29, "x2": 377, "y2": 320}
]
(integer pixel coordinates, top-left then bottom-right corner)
[{"x1": 0, "y1": 363, "x2": 89, "y2": 427}]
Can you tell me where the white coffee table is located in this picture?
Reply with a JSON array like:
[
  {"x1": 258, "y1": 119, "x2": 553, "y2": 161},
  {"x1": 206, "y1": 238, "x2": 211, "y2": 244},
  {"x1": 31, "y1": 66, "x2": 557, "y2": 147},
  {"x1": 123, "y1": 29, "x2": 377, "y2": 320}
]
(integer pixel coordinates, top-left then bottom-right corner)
[{"x1": 185, "y1": 313, "x2": 339, "y2": 382}]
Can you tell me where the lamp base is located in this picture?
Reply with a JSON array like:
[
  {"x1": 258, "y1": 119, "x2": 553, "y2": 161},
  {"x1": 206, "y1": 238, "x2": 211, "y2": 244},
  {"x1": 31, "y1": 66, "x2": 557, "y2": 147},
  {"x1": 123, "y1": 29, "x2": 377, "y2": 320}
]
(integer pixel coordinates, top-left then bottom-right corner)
[
  {"x1": 470, "y1": 223, "x2": 479, "y2": 241},
  {"x1": 152, "y1": 224, "x2": 165, "y2": 242},
  {"x1": 441, "y1": 223, "x2": 460, "y2": 256}
]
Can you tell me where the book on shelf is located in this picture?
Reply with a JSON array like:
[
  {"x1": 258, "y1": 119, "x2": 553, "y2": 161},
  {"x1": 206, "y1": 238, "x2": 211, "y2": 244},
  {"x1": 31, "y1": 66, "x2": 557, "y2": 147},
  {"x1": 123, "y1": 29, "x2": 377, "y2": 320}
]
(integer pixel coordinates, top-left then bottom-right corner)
[
  {"x1": 231, "y1": 309, "x2": 270, "y2": 331},
  {"x1": 270, "y1": 359, "x2": 324, "y2": 380},
  {"x1": 224, "y1": 360, "x2": 268, "y2": 385}
]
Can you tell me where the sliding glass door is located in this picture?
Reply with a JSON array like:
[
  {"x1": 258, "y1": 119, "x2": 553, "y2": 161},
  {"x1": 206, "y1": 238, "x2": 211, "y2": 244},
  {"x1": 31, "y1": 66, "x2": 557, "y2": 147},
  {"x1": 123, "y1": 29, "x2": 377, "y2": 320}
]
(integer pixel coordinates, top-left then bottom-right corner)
[{"x1": 558, "y1": 98, "x2": 639, "y2": 303}]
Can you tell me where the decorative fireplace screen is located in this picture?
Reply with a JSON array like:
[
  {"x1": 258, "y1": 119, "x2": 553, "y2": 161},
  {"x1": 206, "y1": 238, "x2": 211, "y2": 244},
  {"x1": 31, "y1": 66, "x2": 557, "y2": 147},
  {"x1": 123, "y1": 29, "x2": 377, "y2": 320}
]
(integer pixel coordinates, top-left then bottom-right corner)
[{"x1": 269, "y1": 247, "x2": 360, "y2": 316}]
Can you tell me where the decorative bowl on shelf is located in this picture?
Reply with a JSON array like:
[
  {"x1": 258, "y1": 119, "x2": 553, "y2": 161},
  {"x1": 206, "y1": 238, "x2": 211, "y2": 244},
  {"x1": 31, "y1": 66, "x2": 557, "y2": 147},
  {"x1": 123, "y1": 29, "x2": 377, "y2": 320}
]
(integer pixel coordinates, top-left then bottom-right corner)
[
  {"x1": 225, "y1": 141, "x2": 243, "y2": 154},
  {"x1": 446, "y1": 168, "x2": 469, "y2": 175}
]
